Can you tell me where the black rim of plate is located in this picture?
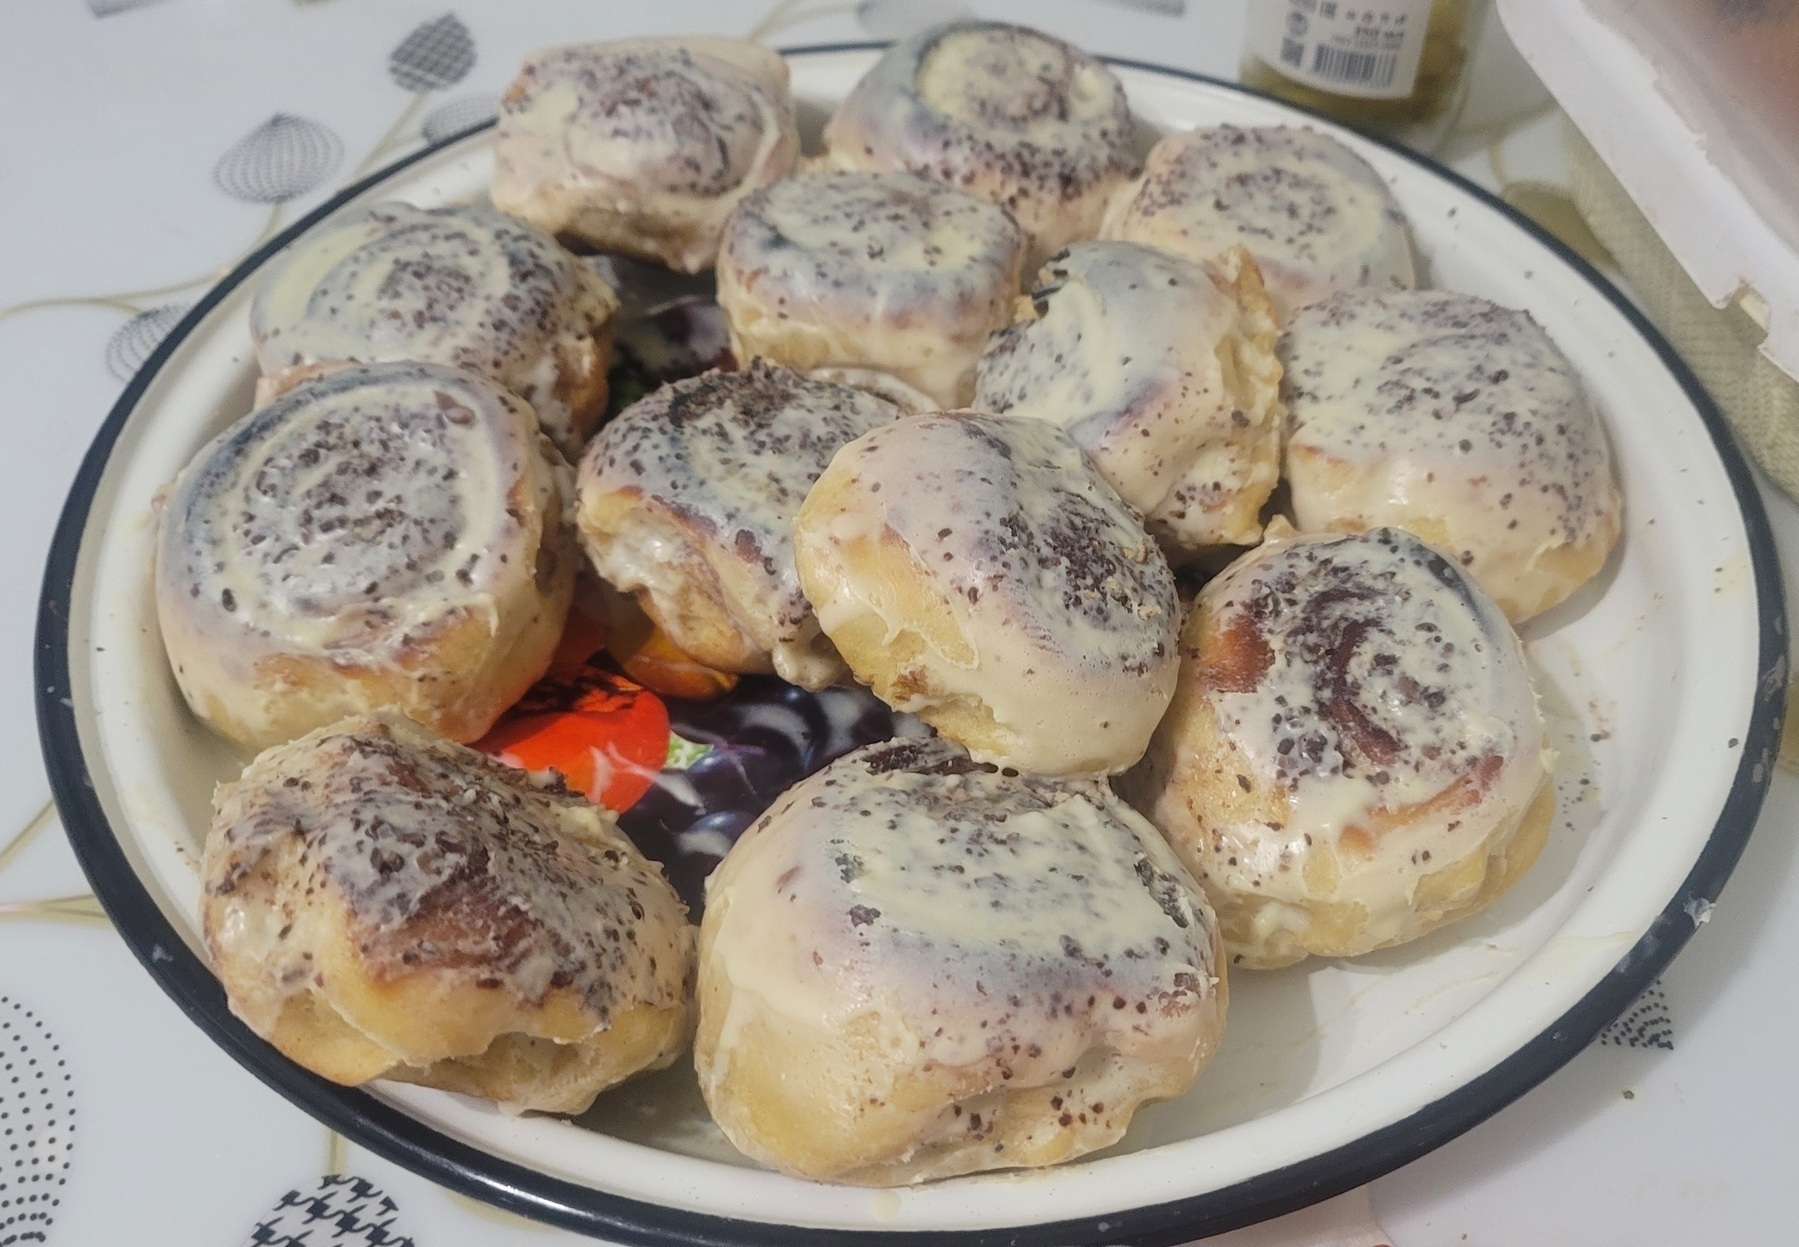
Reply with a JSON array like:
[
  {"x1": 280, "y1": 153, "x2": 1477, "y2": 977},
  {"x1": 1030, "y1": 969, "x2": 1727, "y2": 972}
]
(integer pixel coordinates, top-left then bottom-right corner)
[{"x1": 35, "y1": 44, "x2": 1788, "y2": 1247}]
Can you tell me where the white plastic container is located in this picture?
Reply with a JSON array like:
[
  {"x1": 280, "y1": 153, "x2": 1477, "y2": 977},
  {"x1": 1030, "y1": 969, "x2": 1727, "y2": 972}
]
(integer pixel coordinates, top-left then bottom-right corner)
[{"x1": 1498, "y1": 0, "x2": 1799, "y2": 494}]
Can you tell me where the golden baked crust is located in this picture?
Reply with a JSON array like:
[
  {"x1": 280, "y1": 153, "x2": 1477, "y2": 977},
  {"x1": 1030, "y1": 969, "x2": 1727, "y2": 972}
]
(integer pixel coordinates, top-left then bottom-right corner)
[
  {"x1": 493, "y1": 37, "x2": 800, "y2": 274},
  {"x1": 1281, "y1": 289, "x2": 1624, "y2": 622},
  {"x1": 975, "y1": 242, "x2": 1284, "y2": 556},
  {"x1": 793, "y1": 412, "x2": 1180, "y2": 776},
  {"x1": 202, "y1": 711, "x2": 694, "y2": 1115},
  {"x1": 695, "y1": 737, "x2": 1225, "y2": 1184},
  {"x1": 820, "y1": 20, "x2": 1140, "y2": 264},
  {"x1": 1122, "y1": 526, "x2": 1554, "y2": 969},
  {"x1": 715, "y1": 170, "x2": 1026, "y2": 409},
  {"x1": 155, "y1": 361, "x2": 576, "y2": 750},
  {"x1": 249, "y1": 202, "x2": 618, "y2": 458},
  {"x1": 575, "y1": 362, "x2": 901, "y2": 688}
]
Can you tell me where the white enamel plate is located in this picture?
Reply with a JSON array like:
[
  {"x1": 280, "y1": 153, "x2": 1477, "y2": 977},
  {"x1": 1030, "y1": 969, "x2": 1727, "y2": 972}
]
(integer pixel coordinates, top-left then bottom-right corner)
[{"x1": 36, "y1": 46, "x2": 1786, "y2": 1246}]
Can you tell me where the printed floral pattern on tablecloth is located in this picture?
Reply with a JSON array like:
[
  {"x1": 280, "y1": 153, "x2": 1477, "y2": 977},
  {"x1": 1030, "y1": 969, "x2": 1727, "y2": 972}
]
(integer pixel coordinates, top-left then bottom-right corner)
[
  {"x1": 0, "y1": 996, "x2": 74, "y2": 1246},
  {"x1": 242, "y1": 1175, "x2": 413, "y2": 1247},
  {"x1": 0, "y1": 12, "x2": 485, "y2": 387},
  {"x1": 1596, "y1": 978, "x2": 1674, "y2": 1050}
]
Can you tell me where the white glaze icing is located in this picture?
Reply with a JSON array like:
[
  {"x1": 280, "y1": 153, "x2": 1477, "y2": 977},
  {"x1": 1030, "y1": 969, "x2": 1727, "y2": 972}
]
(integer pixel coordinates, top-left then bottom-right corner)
[
  {"x1": 794, "y1": 412, "x2": 1179, "y2": 775},
  {"x1": 974, "y1": 241, "x2": 1283, "y2": 553},
  {"x1": 204, "y1": 710, "x2": 692, "y2": 1063},
  {"x1": 1101, "y1": 125, "x2": 1415, "y2": 321},
  {"x1": 250, "y1": 202, "x2": 618, "y2": 456},
  {"x1": 821, "y1": 21, "x2": 1140, "y2": 259},
  {"x1": 155, "y1": 360, "x2": 573, "y2": 747},
  {"x1": 697, "y1": 736, "x2": 1222, "y2": 1180},
  {"x1": 1281, "y1": 289, "x2": 1623, "y2": 621},
  {"x1": 493, "y1": 37, "x2": 799, "y2": 273},
  {"x1": 715, "y1": 170, "x2": 1026, "y2": 409},
  {"x1": 576, "y1": 362, "x2": 901, "y2": 687},
  {"x1": 1156, "y1": 528, "x2": 1548, "y2": 954},
  {"x1": 806, "y1": 367, "x2": 937, "y2": 415}
]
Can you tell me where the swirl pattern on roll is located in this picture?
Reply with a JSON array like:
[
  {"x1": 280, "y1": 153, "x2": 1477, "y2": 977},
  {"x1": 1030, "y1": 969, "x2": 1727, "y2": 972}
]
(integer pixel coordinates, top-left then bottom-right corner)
[
  {"x1": 696, "y1": 736, "x2": 1224, "y2": 1184},
  {"x1": 823, "y1": 21, "x2": 1140, "y2": 262},
  {"x1": 250, "y1": 202, "x2": 619, "y2": 457},
  {"x1": 1124, "y1": 527, "x2": 1552, "y2": 968},
  {"x1": 1102, "y1": 125, "x2": 1415, "y2": 321},
  {"x1": 494, "y1": 37, "x2": 800, "y2": 273},
  {"x1": 716, "y1": 170, "x2": 1026, "y2": 409},
  {"x1": 1281, "y1": 290, "x2": 1623, "y2": 621},
  {"x1": 975, "y1": 241, "x2": 1284, "y2": 554},
  {"x1": 576, "y1": 362, "x2": 902, "y2": 689},
  {"x1": 155, "y1": 360, "x2": 576, "y2": 749},
  {"x1": 203, "y1": 710, "x2": 693, "y2": 1114},
  {"x1": 794, "y1": 412, "x2": 1179, "y2": 776}
]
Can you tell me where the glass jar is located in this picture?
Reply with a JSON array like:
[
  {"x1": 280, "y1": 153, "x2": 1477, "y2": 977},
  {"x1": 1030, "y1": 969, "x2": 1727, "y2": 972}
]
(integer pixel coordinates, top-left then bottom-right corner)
[{"x1": 1240, "y1": 0, "x2": 1489, "y2": 151}]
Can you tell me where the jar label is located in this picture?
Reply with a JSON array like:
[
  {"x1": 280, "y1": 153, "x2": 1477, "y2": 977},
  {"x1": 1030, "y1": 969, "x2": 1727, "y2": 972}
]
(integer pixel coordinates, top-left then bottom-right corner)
[{"x1": 1247, "y1": 0, "x2": 1435, "y2": 100}]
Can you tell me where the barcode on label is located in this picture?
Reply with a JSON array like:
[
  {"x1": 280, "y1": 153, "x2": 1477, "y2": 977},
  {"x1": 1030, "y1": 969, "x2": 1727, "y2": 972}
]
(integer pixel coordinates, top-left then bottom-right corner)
[
  {"x1": 1279, "y1": 37, "x2": 1304, "y2": 67},
  {"x1": 1309, "y1": 44, "x2": 1398, "y2": 88}
]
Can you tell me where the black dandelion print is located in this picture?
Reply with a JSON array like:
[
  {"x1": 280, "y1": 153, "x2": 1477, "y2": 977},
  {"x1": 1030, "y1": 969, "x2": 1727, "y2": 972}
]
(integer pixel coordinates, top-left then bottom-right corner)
[
  {"x1": 389, "y1": 13, "x2": 475, "y2": 93},
  {"x1": 1597, "y1": 979, "x2": 1674, "y2": 1050},
  {"x1": 104, "y1": 303, "x2": 189, "y2": 382},
  {"x1": 213, "y1": 115, "x2": 343, "y2": 205},
  {"x1": 420, "y1": 94, "x2": 498, "y2": 145},
  {"x1": 242, "y1": 1174, "x2": 414, "y2": 1247},
  {"x1": 0, "y1": 997, "x2": 75, "y2": 1247}
]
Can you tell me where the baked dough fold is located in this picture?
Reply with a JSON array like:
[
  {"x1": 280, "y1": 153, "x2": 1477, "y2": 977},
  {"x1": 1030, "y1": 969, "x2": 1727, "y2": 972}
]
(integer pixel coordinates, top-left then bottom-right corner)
[
  {"x1": 695, "y1": 736, "x2": 1225, "y2": 1183},
  {"x1": 251, "y1": 201, "x2": 618, "y2": 457},
  {"x1": 155, "y1": 360, "x2": 576, "y2": 749},
  {"x1": 493, "y1": 37, "x2": 800, "y2": 274},
  {"x1": 1280, "y1": 289, "x2": 1623, "y2": 622},
  {"x1": 1102, "y1": 125, "x2": 1414, "y2": 322},
  {"x1": 975, "y1": 241, "x2": 1283, "y2": 555},
  {"x1": 821, "y1": 20, "x2": 1140, "y2": 263},
  {"x1": 576, "y1": 361, "x2": 901, "y2": 688},
  {"x1": 1122, "y1": 526, "x2": 1553, "y2": 969},
  {"x1": 716, "y1": 170, "x2": 1026, "y2": 409},
  {"x1": 203, "y1": 710, "x2": 694, "y2": 1114},
  {"x1": 794, "y1": 412, "x2": 1179, "y2": 776}
]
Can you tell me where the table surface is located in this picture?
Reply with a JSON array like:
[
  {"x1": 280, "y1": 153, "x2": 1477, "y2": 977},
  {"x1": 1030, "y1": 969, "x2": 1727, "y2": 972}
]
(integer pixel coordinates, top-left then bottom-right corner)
[{"x1": 4, "y1": 2, "x2": 1797, "y2": 1244}]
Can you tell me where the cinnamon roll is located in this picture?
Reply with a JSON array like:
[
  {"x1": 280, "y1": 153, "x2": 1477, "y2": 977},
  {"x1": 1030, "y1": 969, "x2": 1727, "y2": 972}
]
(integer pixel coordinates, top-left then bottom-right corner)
[
  {"x1": 203, "y1": 711, "x2": 693, "y2": 1114},
  {"x1": 715, "y1": 170, "x2": 1026, "y2": 409},
  {"x1": 493, "y1": 37, "x2": 800, "y2": 274},
  {"x1": 250, "y1": 202, "x2": 619, "y2": 458},
  {"x1": 1101, "y1": 125, "x2": 1415, "y2": 322},
  {"x1": 695, "y1": 736, "x2": 1225, "y2": 1185},
  {"x1": 155, "y1": 361, "x2": 576, "y2": 751},
  {"x1": 1281, "y1": 290, "x2": 1623, "y2": 622},
  {"x1": 575, "y1": 361, "x2": 901, "y2": 689},
  {"x1": 820, "y1": 20, "x2": 1141, "y2": 263},
  {"x1": 793, "y1": 412, "x2": 1179, "y2": 776},
  {"x1": 1122, "y1": 526, "x2": 1554, "y2": 969},
  {"x1": 974, "y1": 241, "x2": 1283, "y2": 556}
]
